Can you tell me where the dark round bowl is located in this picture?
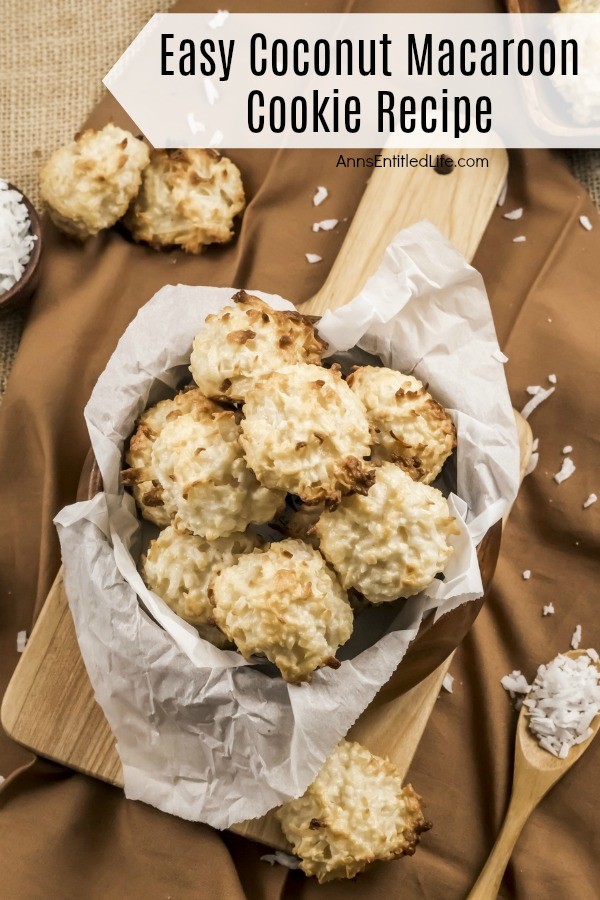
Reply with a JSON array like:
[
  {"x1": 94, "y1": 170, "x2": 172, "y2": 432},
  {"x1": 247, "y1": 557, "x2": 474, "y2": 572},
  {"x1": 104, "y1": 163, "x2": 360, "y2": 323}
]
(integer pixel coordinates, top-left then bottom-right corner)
[
  {"x1": 77, "y1": 450, "x2": 500, "y2": 697},
  {"x1": 0, "y1": 183, "x2": 43, "y2": 316}
]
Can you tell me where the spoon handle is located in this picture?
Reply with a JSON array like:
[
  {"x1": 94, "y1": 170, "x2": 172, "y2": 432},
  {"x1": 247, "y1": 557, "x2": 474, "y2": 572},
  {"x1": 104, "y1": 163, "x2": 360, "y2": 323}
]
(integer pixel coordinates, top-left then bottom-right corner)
[{"x1": 467, "y1": 794, "x2": 532, "y2": 900}]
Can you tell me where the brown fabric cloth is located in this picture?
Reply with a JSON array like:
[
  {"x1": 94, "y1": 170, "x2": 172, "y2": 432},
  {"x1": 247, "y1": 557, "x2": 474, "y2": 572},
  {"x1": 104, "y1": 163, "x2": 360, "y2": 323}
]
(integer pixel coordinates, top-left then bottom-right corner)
[{"x1": 1, "y1": 1, "x2": 599, "y2": 897}]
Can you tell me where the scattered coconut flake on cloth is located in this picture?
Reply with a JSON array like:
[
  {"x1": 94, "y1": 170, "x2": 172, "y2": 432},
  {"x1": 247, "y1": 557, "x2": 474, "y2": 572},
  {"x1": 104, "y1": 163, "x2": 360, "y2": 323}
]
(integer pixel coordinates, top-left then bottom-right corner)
[
  {"x1": 16, "y1": 630, "x2": 27, "y2": 653},
  {"x1": 208, "y1": 9, "x2": 229, "y2": 28},
  {"x1": 442, "y1": 674, "x2": 454, "y2": 693},
  {"x1": 548, "y1": 374, "x2": 557, "y2": 384},
  {"x1": 579, "y1": 215, "x2": 593, "y2": 232},
  {"x1": 583, "y1": 493, "x2": 597, "y2": 509},
  {"x1": 313, "y1": 186, "x2": 328, "y2": 207},
  {"x1": 513, "y1": 236, "x2": 526, "y2": 243},
  {"x1": 571, "y1": 625, "x2": 582, "y2": 650},
  {"x1": 532, "y1": 438, "x2": 539, "y2": 452},
  {"x1": 312, "y1": 218, "x2": 338, "y2": 232},
  {"x1": 305, "y1": 253, "x2": 322, "y2": 264},
  {"x1": 543, "y1": 603, "x2": 555, "y2": 616},
  {"x1": 522, "y1": 570, "x2": 531, "y2": 580},
  {"x1": 501, "y1": 670, "x2": 531, "y2": 710},
  {"x1": 554, "y1": 457, "x2": 576, "y2": 484},
  {"x1": 261, "y1": 851, "x2": 302, "y2": 870},
  {"x1": 504, "y1": 207, "x2": 523, "y2": 220},
  {"x1": 526, "y1": 385, "x2": 541, "y2": 395},
  {"x1": 524, "y1": 651, "x2": 600, "y2": 758},
  {"x1": 521, "y1": 386, "x2": 555, "y2": 421},
  {"x1": 562, "y1": 445, "x2": 572, "y2": 454},
  {"x1": 0, "y1": 180, "x2": 36, "y2": 295},
  {"x1": 492, "y1": 349, "x2": 508, "y2": 363}
]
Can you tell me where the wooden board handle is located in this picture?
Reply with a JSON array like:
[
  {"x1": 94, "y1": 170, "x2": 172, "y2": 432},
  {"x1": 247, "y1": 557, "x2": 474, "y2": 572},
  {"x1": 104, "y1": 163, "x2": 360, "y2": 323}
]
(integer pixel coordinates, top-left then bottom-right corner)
[{"x1": 303, "y1": 146, "x2": 508, "y2": 317}]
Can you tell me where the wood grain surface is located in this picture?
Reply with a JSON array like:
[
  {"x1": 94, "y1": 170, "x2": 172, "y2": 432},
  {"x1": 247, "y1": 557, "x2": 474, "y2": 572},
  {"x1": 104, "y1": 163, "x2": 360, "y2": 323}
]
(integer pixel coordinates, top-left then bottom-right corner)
[{"x1": 2, "y1": 146, "x2": 515, "y2": 852}]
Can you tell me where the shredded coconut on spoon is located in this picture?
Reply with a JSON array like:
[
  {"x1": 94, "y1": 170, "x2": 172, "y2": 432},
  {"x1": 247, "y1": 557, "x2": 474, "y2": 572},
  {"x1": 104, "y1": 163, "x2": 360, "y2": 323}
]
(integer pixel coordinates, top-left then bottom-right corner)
[
  {"x1": 523, "y1": 651, "x2": 600, "y2": 758},
  {"x1": 0, "y1": 180, "x2": 36, "y2": 295}
]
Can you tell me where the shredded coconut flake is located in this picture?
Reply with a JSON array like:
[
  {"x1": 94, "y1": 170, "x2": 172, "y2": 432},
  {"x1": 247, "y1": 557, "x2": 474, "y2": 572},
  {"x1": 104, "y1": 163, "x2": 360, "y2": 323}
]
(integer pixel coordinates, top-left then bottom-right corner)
[
  {"x1": 16, "y1": 630, "x2": 27, "y2": 653},
  {"x1": 521, "y1": 386, "x2": 555, "y2": 421},
  {"x1": 186, "y1": 112, "x2": 205, "y2": 135},
  {"x1": 203, "y1": 77, "x2": 219, "y2": 106},
  {"x1": 532, "y1": 438, "x2": 539, "y2": 452},
  {"x1": 571, "y1": 625, "x2": 582, "y2": 650},
  {"x1": 522, "y1": 570, "x2": 531, "y2": 580},
  {"x1": 208, "y1": 129, "x2": 224, "y2": 147},
  {"x1": 583, "y1": 493, "x2": 597, "y2": 509},
  {"x1": 208, "y1": 9, "x2": 229, "y2": 28},
  {"x1": 562, "y1": 445, "x2": 573, "y2": 454},
  {"x1": 305, "y1": 253, "x2": 322, "y2": 264},
  {"x1": 526, "y1": 650, "x2": 600, "y2": 757},
  {"x1": 261, "y1": 851, "x2": 302, "y2": 870},
  {"x1": 442, "y1": 673, "x2": 454, "y2": 693},
  {"x1": 548, "y1": 373, "x2": 557, "y2": 384},
  {"x1": 501, "y1": 670, "x2": 531, "y2": 710},
  {"x1": 0, "y1": 181, "x2": 36, "y2": 295},
  {"x1": 504, "y1": 207, "x2": 523, "y2": 220},
  {"x1": 513, "y1": 235, "x2": 526, "y2": 243},
  {"x1": 492, "y1": 348, "x2": 509, "y2": 363},
  {"x1": 543, "y1": 603, "x2": 555, "y2": 616},
  {"x1": 554, "y1": 457, "x2": 576, "y2": 484},
  {"x1": 497, "y1": 178, "x2": 508, "y2": 207},
  {"x1": 525, "y1": 452, "x2": 539, "y2": 477},
  {"x1": 312, "y1": 218, "x2": 338, "y2": 232},
  {"x1": 526, "y1": 385, "x2": 541, "y2": 395},
  {"x1": 579, "y1": 215, "x2": 593, "y2": 232},
  {"x1": 313, "y1": 186, "x2": 328, "y2": 207}
]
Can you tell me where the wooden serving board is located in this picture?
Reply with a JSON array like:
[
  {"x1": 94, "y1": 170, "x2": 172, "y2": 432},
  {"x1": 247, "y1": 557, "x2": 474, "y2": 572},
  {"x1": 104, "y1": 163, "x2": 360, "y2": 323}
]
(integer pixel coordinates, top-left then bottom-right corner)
[{"x1": 2, "y1": 147, "x2": 515, "y2": 852}]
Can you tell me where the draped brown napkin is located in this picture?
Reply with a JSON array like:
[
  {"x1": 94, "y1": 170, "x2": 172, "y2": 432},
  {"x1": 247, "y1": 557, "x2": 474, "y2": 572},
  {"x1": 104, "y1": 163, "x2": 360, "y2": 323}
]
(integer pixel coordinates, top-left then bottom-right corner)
[{"x1": 1, "y1": 0, "x2": 599, "y2": 897}]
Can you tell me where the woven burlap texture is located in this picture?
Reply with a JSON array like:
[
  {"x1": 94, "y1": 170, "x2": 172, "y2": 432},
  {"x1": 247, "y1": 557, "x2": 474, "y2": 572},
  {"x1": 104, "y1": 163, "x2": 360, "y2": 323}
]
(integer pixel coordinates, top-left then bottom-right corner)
[
  {"x1": 1, "y1": 1, "x2": 599, "y2": 400},
  {"x1": 0, "y1": 0, "x2": 172, "y2": 399}
]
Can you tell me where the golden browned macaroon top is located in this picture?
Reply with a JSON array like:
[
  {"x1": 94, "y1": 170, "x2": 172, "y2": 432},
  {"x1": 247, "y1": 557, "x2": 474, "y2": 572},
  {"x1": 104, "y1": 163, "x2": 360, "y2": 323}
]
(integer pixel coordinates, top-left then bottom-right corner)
[
  {"x1": 276, "y1": 739, "x2": 431, "y2": 882},
  {"x1": 190, "y1": 291, "x2": 326, "y2": 403},
  {"x1": 40, "y1": 123, "x2": 150, "y2": 239},
  {"x1": 124, "y1": 148, "x2": 245, "y2": 254}
]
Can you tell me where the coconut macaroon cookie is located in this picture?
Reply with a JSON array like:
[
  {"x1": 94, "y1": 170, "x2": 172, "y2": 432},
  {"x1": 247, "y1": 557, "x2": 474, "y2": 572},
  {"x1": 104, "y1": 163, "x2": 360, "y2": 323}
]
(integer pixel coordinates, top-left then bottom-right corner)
[
  {"x1": 40, "y1": 124, "x2": 150, "y2": 239},
  {"x1": 315, "y1": 463, "x2": 458, "y2": 604},
  {"x1": 141, "y1": 525, "x2": 257, "y2": 648},
  {"x1": 151, "y1": 402, "x2": 284, "y2": 540},
  {"x1": 210, "y1": 539, "x2": 353, "y2": 683},
  {"x1": 277, "y1": 739, "x2": 430, "y2": 882},
  {"x1": 241, "y1": 363, "x2": 375, "y2": 507},
  {"x1": 348, "y1": 366, "x2": 456, "y2": 483},
  {"x1": 190, "y1": 291, "x2": 326, "y2": 403},
  {"x1": 122, "y1": 388, "x2": 214, "y2": 527},
  {"x1": 124, "y1": 148, "x2": 245, "y2": 254}
]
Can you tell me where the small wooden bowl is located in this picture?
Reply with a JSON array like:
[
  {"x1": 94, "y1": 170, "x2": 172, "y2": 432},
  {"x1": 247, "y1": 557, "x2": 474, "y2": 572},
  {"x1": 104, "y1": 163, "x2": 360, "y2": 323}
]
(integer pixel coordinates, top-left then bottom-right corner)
[{"x1": 0, "y1": 184, "x2": 43, "y2": 316}]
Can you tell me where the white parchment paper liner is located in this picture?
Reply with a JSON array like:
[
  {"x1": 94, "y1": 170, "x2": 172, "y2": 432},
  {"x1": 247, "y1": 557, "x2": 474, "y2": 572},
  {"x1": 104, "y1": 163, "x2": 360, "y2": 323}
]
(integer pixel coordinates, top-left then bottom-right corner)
[{"x1": 55, "y1": 221, "x2": 519, "y2": 829}]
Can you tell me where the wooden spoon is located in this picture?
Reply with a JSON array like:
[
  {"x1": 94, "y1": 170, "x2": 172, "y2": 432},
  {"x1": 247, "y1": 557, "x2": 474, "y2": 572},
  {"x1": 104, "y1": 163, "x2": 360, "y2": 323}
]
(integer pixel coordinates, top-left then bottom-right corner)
[{"x1": 469, "y1": 649, "x2": 600, "y2": 900}]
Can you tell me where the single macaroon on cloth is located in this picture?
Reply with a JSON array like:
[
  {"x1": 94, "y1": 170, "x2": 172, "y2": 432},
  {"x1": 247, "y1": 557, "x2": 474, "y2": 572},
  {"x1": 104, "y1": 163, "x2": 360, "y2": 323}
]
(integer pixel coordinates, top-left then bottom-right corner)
[
  {"x1": 276, "y1": 739, "x2": 431, "y2": 882},
  {"x1": 141, "y1": 525, "x2": 258, "y2": 648},
  {"x1": 240, "y1": 363, "x2": 375, "y2": 507},
  {"x1": 122, "y1": 387, "x2": 215, "y2": 528},
  {"x1": 315, "y1": 462, "x2": 458, "y2": 604},
  {"x1": 151, "y1": 402, "x2": 285, "y2": 541},
  {"x1": 124, "y1": 148, "x2": 245, "y2": 253},
  {"x1": 347, "y1": 366, "x2": 456, "y2": 483},
  {"x1": 209, "y1": 539, "x2": 353, "y2": 683},
  {"x1": 190, "y1": 291, "x2": 326, "y2": 403},
  {"x1": 39, "y1": 123, "x2": 150, "y2": 239}
]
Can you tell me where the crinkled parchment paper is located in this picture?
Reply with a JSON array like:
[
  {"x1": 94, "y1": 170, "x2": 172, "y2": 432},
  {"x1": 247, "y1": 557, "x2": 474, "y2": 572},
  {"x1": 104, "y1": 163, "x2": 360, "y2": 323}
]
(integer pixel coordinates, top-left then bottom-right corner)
[{"x1": 54, "y1": 221, "x2": 519, "y2": 829}]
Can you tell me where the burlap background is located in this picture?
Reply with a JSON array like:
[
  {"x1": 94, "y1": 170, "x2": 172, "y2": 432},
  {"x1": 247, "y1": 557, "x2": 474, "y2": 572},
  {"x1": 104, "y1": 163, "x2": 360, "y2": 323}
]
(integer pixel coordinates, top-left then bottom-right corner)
[{"x1": 0, "y1": 1, "x2": 599, "y2": 400}]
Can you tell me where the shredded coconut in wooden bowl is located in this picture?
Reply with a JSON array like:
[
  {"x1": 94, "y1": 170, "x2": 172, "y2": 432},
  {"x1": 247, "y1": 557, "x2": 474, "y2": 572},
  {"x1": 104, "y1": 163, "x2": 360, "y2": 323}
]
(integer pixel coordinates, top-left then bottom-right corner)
[{"x1": 0, "y1": 181, "x2": 36, "y2": 295}]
